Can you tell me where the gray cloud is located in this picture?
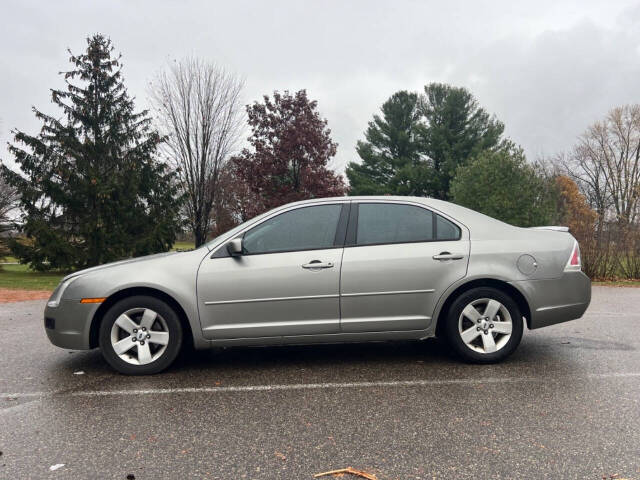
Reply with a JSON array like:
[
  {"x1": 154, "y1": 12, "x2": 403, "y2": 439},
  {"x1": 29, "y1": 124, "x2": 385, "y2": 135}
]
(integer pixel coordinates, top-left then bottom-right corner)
[{"x1": 2, "y1": 0, "x2": 639, "y2": 174}]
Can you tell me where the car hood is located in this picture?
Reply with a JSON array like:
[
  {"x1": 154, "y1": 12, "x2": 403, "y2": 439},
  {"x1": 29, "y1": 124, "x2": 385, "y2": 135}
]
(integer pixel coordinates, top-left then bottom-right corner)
[{"x1": 62, "y1": 251, "x2": 183, "y2": 281}]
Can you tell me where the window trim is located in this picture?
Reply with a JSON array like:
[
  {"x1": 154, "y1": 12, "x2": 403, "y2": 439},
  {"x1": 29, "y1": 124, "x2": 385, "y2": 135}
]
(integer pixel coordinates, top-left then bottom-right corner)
[
  {"x1": 213, "y1": 203, "x2": 350, "y2": 258},
  {"x1": 333, "y1": 202, "x2": 352, "y2": 246},
  {"x1": 347, "y1": 201, "x2": 462, "y2": 248},
  {"x1": 209, "y1": 198, "x2": 466, "y2": 259}
]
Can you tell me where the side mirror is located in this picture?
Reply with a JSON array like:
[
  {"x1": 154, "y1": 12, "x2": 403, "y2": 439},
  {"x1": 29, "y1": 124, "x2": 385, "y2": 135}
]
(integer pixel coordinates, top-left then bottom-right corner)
[{"x1": 227, "y1": 238, "x2": 243, "y2": 257}]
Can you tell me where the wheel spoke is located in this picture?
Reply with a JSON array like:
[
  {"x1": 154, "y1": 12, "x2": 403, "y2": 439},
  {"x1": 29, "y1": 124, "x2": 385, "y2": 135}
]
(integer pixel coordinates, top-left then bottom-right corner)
[
  {"x1": 139, "y1": 309, "x2": 158, "y2": 330},
  {"x1": 113, "y1": 337, "x2": 135, "y2": 355},
  {"x1": 137, "y1": 343, "x2": 152, "y2": 364},
  {"x1": 460, "y1": 325, "x2": 481, "y2": 344},
  {"x1": 492, "y1": 321, "x2": 512, "y2": 335},
  {"x1": 147, "y1": 331, "x2": 169, "y2": 346},
  {"x1": 462, "y1": 304, "x2": 482, "y2": 323},
  {"x1": 484, "y1": 300, "x2": 502, "y2": 321},
  {"x1": 115, "y1": 314, "x2": 137, "y2": 334},
  {"x1": 481, "y1": 332, "x2": 497, "y2": 353}
]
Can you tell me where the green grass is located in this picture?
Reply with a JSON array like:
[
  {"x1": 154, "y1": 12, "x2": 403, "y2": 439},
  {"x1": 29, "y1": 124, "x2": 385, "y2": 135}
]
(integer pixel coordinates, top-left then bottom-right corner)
[
  {"x1": 0, "y1": 264, "x2": 64, "y2": 291},
  {"x1": 171, "y1": 241, "x2": 195, "y2": 251},
  {"x1": 0, "y1": 241, "x2": 194, "y2": 292}
]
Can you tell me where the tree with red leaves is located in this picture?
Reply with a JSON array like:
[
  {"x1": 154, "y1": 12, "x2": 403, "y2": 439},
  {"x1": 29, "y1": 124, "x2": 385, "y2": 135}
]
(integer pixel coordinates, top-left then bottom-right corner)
[{"x1": 233, "y1": 90, "x2": 346, "y2": 218}]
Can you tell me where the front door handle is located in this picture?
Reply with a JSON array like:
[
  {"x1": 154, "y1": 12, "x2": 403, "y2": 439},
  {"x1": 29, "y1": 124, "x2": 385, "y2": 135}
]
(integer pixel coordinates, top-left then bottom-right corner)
[
  {"x1": 302, "y1": 260, "x2": 334, "y2": 270},
  {"x1": 433, "y1": 252, "x2": 464, "y2": 261}
]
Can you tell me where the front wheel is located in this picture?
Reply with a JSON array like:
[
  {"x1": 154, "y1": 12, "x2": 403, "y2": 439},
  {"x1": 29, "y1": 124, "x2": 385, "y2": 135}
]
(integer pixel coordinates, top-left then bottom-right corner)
[
  {"x1": 99, "y1": 295, "x2": 183, "y2": 375},
  {"x1": 443, "y1": 287, "x2": 524, "y2": 364}
]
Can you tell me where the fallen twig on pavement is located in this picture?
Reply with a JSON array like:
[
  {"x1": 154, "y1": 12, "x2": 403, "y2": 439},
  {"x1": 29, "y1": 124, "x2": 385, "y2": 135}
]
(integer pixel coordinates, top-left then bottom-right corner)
[{"x1": 314, "y1": 467, "x2": 378, "y2": 479}]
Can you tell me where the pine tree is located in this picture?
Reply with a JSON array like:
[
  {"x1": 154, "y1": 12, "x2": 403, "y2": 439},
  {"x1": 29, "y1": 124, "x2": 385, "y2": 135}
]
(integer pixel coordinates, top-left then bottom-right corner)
[
  {"x1": 346, "y1": 91, "x2": 427, "y2": 195},
  {"x1": 347, "y1": 84, "x2": 505, "y2": 200},
  {"x1": 420, "y1": 83, "x2": 505, "y2": 199},
  {"x1": 1, "y1": 35, "x2": 182, "y2": 271}
]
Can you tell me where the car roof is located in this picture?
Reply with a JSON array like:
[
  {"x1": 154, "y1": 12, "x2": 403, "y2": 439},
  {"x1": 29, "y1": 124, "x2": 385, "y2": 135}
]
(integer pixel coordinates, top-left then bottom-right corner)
[{"x1": 289, "y1": 195, "x2": 513, "y2": 235}]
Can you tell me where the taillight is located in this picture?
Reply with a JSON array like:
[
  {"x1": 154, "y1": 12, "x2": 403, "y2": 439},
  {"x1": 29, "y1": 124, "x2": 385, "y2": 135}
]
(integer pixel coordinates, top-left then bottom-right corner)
[{"x1": 565, "y1": 241, "x2": 581, "y2": 271}]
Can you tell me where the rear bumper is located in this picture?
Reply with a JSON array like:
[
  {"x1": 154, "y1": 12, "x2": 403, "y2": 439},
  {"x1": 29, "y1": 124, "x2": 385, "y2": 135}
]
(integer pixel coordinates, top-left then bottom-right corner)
[
  {"x1": 510, "y1": 271, "x2": 591, "y2": 329},
  {"x1": 44, "y1": 300, "x2": 100, "y2": 350}
]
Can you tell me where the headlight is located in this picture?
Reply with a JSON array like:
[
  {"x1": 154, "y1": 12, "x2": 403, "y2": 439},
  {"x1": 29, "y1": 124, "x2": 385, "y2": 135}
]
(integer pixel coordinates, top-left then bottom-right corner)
[{"x1": 47, "y1": 276, "x2": 81, "y2": 308}]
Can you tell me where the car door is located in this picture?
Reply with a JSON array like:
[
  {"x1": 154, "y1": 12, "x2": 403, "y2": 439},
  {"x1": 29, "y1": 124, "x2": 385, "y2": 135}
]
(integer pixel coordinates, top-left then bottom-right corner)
[
  {"x1": 339, "y1": 201, "x2": 469, "y2": 333},
  {"x1": 197, "y1": 203, "x2": 349, "y2": 339}
]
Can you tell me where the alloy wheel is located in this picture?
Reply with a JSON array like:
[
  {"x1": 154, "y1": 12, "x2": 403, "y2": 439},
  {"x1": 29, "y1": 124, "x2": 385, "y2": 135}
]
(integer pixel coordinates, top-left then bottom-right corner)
[
  {"x1": 457, "y1": 298, "x2": 513, "y2": 354},
  {"x1": 109, "y1": 308, "x2": 170, "y2": 365}
]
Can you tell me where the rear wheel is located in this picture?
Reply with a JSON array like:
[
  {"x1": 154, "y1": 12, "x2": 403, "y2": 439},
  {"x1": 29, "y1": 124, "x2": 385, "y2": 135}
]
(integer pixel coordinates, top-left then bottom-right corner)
[
  {"x1": 99, "y1": 295, "x2": 183, "y2": 375},
  {"x1": 443, "y1": 287, "x2": 523, "y2": 363}
]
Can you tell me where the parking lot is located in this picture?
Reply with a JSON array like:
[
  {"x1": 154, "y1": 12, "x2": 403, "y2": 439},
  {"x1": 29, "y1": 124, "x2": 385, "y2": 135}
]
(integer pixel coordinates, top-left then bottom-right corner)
[{"x1": 1, "y1": 286, "x2": 639, "y2": 479}]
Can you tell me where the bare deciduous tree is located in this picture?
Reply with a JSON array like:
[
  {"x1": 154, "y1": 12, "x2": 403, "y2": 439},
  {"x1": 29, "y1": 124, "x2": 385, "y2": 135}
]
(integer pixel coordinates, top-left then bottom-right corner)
[
  {"x1": 0, "y1": 172, "x2": 19, "y2": 258},
  {"x1": 563, "y1": 105, "x2": 640, "y2": 225},
  {"x1": 557, "y1": 105, "x2": 640, "y2": 279},
  {"x1": 151, "y1": 58, "x2": 244, "y2": 247},
  {"x1": 208, "y1": 161, "x2": 255, "y2": 237}
]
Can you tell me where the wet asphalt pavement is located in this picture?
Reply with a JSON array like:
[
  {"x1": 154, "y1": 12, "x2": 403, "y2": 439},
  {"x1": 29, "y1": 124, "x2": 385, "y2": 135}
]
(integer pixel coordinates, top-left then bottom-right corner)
[{"x1": 1, "y1": 287, "x2": 639, "y2": 479}]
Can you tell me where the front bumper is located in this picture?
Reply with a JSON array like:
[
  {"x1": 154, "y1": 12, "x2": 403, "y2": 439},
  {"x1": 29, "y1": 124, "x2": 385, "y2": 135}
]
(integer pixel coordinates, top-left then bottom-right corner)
[
  {"x1": 510, "y1": 271, "x2": 591, "y2": 329},
  {"x1": 44, "y1": 300, "x2": 100, "y2": 350}
]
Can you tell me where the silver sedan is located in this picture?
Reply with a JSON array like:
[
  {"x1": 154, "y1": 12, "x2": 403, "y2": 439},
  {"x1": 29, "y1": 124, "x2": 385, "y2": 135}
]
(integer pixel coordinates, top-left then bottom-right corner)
[{"x1": 44, "y1": 196, "x2": 591, "y2": 374}]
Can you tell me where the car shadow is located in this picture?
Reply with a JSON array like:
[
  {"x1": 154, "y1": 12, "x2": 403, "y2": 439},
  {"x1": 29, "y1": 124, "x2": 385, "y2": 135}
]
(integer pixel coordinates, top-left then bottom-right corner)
[
  {"x1": 45, "y1": 334, "x2": 586, "y2": 385},
  {"x1": 172, "y1": 337, "x2": 452, "y2": 370},
  {"x1": 168, "y1": 335, "x2": 582, "y2": 377}
]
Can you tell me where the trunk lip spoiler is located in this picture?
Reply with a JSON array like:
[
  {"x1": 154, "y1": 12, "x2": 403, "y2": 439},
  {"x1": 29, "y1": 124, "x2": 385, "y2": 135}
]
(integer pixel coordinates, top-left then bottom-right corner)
[{"x1": 528, "y1": 226, "x2": 570, "y2": 232}]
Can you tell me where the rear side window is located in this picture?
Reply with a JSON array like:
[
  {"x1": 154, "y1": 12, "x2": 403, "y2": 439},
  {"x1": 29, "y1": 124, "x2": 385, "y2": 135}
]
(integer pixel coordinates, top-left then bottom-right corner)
[
  {"x1": 243, "y1": 204, "x2": 342, "y2": 254},
  {"x1": 356, "y1": 203, "x2": 460, "y2": 246},
  {"x1": 436, "y1": 214, "x2": 461, "y2": 241}
]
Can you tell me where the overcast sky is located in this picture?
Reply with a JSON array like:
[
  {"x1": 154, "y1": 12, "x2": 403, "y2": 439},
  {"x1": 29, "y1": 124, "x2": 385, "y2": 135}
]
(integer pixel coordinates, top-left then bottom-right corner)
[{"x1": 2, "y1": 0, "x2": 640, "y2": 175}]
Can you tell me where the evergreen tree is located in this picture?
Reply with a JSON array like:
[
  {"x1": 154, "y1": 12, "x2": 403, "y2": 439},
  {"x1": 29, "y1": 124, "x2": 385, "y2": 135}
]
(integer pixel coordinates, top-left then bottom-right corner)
[
  {"x1": 347, "y1": 84, "x2": 505, "y2": 199},
  {"x1": 420, "y1": 83, "x2": 505, "y2": 199},
  {"x1": 1, "y1": 35, "x2": 182, "y2": 271},
  {"x1": 346, "y1": 91, "x2": 427, "y2": 195}
]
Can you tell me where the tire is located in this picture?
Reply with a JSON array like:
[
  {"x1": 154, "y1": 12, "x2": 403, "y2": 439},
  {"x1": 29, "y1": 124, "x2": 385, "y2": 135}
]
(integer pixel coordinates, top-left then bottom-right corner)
[
  {"x1": 99, "y1": 295, "x2": 183, "y2": 375},
  {"x1": 443, "y1": 287, "x2": 524, "y2": 364}
]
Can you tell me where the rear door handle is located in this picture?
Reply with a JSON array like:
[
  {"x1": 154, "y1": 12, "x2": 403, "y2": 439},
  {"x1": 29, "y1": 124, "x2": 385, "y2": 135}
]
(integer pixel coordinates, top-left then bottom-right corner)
[
  {"x1": 432, "y1": 252, "x2": 464, "y2": 261},
  {"x1": 302, "y1": 260, "x2": 334, "y2": 270}
]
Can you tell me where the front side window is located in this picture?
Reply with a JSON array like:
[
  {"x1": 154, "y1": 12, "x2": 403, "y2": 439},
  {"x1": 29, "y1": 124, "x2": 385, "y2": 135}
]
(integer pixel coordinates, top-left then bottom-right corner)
[
  {"x1": 243, "y1": 204, "x2": 343, "y2": 254},
  {"x1": 356, "y1": 203, "x2": 460, "y2": 246}
]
